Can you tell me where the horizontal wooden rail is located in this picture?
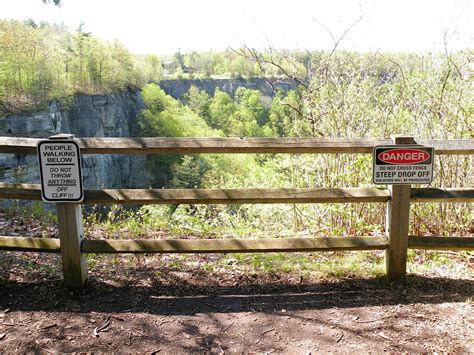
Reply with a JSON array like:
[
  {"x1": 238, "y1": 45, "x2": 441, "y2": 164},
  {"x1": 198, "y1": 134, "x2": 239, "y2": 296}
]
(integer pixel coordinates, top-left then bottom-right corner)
[
  {"x1": 2, "y1": 235, "x2": 473, "y2": 253},
  {"x1": 81, "y1": 236, "x2": 389, "y2": 254},
  {"x1": 0, "y1": 183, "x2": 391, "y2": 204},
  {"x1": 1, "y1": 137, "x2": 473, "y2": 155},
  {"x1": 0, "y1": 236, "x2": 61, "y2": 252},
  {"x1": 411, "y1": 188, "x2": 474, "y2": 202},
  {"x1": 83, "y1": 187, "x2": 391, "y2": 205},
  {"x1": 2, "y1": 136, "x2": 471, "y2": 287},
  {"x1": 408, "y1": 236, "x2": 474, "y2": 251},
  {"x1": 0, "y1": 183, "x2": 42, "y2": 201},
  {"x1": 2, "y1": 183, "x2": 474, "y2": 204}
]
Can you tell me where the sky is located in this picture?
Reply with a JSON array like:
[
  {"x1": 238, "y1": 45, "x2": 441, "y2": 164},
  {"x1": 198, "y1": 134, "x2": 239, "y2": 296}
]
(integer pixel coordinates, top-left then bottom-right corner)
[{"x1": 2, "y1": 0, "x2": 472, "y2": 55}]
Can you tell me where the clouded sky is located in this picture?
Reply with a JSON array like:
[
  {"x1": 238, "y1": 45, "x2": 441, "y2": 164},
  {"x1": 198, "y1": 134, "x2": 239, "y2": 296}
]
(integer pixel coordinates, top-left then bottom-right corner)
[{"x1": 2, "y1": 0, "x2": 472, "y2": 54}]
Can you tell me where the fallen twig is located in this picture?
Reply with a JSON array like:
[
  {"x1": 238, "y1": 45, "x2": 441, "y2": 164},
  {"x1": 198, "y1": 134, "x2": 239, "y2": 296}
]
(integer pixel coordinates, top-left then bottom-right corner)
[
  {"x1": 188, "y1": 305, "x2": 200, "y2": 316},
  {"x1": 43, "y1": 278, "x2": 63, "y2": 282},
  {"x1": 2, "y1": 322, "x2": 28, "y2": 327},
  {"x1": 221, "y1": 322, "x2": 234, "y2": 333},
  {"x1": 354, "y1": 316, "x2": 390, "y2": 323},
  {"x1": 377, "y1": 332, "x2": 392, "y2": 341},
  {"x1": 93, "y1": 316, "x2": 111, "y2": 337},
  {"x1": 111, "y1": 314, "x2": 125, "y2": 322},
  {"x1": 39, "y1": 323, "x2": 57, "y2": 330},
  {"x1": 260, "y1": 327, "x2": 275, "y2": 336}
]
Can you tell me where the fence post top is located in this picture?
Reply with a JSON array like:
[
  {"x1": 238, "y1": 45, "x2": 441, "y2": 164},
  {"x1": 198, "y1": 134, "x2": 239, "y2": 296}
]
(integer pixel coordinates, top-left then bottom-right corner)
[
  {"x1": 49, "y1": 133, "x2": 75, "y2": 140},
  {"x1": 390, "y1": 135, "x2": 416, "y2": 144}
]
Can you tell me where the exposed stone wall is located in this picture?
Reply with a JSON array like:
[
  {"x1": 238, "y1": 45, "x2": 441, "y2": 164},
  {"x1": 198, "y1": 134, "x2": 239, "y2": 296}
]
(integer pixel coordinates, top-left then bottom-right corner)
[
  {"x1": 159, "y1": 78, "x2": 297, "y2": 101},
  {"x1": 0, "y1": 89, "x2": 147, "y2": 191},
  {"x1": 0, "y1": 78, "x2": 296, "y2": 198}
]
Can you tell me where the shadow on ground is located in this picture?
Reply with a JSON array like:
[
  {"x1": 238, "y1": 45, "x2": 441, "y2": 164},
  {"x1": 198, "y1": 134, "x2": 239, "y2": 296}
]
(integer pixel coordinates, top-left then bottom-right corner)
[{"x1": 1, "y1": 274, "x2": 472, "y2": 316}]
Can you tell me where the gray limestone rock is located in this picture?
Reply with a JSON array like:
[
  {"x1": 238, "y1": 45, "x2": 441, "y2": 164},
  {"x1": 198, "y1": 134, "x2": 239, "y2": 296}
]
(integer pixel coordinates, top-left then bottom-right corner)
[
  {"x1": 159, "y1": 78, "x2": 297, "y2": 101},
  {"x1": 0, "y1": 89, "x2": 147, "y2": 196}
]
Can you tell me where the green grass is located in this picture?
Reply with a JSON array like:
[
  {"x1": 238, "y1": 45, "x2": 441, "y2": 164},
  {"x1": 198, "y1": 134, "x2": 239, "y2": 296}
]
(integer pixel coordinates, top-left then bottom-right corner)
[
  {"x1": 2, "y1": 204, "x2": 471, "y2": 281},
  {"x1": 406, "y1": 249, "x2": 473, "y2": 278},
  {"x1": 228, "y1": 251, "x2": 386, "y2": 278},
  {"x1": 78, "y1": 205, "x2": 472, "y2": 279}
]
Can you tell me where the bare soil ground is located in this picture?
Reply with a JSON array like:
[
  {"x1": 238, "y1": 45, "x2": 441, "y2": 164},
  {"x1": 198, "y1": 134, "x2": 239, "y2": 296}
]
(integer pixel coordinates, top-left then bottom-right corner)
[
  {"x1": 1, "y1": 251, "x2": 473, "y2": 353},
  {"x1": 1, "y1": 213, "x2": 473, "y2": 352}
]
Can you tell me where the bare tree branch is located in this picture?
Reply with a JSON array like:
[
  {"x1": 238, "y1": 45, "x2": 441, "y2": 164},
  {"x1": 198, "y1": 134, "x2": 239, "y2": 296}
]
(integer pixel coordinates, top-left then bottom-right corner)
[
  {"x1": 42, "y1": 0, "x2": 62, "y2": 6},
  {"x1": 313, "y1": 14, "x2": 364, "y2": 56},
  {"x1": 442, "y1": 29, "x2": 463, "y2": 79},
  {"x1": 380, "y1": 54, "x2": 407, "y2": 89}
]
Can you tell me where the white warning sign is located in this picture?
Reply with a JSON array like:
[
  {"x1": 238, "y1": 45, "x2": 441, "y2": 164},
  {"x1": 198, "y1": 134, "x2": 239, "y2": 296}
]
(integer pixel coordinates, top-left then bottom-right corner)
[
  {"x1": 373, "y1": 145, "x2": 434, "y2": 185},
  {"x1": 37, "y1": 139, "x2": 84, "y2": 202}
]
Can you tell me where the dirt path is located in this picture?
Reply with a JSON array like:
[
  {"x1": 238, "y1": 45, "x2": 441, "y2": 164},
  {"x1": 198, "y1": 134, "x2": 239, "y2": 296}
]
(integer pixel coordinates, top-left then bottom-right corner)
[{"x1": 1, "y1": 253, "x2": 473, "y2": 352}]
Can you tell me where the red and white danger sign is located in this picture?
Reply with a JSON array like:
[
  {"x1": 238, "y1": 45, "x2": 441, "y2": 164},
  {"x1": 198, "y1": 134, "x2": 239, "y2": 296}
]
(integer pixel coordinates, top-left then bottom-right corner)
[{"x1": 373, "y1": 145, "x2": 434, "y2": 185}]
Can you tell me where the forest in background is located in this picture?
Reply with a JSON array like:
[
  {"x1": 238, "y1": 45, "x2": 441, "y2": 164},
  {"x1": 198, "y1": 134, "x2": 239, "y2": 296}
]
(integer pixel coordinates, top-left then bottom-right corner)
[
  {"x1": 0, "y1": 20, "x2": 162, "y2": 115},
  {"x1": 0, "y1": 20, "x2": 272, "y2": 116},
  {"x1": 1, "y1": 19, "x2": 472, "y2": 238}
]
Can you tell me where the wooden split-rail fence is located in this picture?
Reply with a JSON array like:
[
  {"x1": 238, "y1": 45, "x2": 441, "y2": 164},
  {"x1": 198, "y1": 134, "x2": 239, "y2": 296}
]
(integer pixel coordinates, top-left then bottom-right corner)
[{"x1": 0, "y1": 135, "x2": 473, "y2": 288}]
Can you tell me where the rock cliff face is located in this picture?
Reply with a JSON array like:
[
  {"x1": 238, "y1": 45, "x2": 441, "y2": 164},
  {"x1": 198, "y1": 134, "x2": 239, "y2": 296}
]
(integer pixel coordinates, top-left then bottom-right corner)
[
  {"x1": 0, "y1": 89, "x2": 147, "y2": 190},
  {"x1": 1, "y1": 78, "x2": 296, "y2": 196},
  {"x1": 159, "y1": 78, "x2": 297, "y2": 101}
]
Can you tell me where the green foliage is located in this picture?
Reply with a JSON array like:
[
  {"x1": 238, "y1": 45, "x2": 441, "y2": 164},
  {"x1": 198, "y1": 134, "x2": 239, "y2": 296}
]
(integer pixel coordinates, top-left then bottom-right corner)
[
  {"x1": 2, "y1": 23, "x2": 469, "y2": 239},
  {"x1": 231, "y1": 251, "x2": 385, "y2": 277},
  {"x1": 406, "y1": 249, "x2": 472, "y2": 277},
  {"x1": 235, "y1": 87, "x2": 268, "y2": 126},
  {"x1": 229, "y1": 56, "x2": 254, "y2": 78},
  {"x1": 160, "y1": 49, "x2": 263, "y2": 79},
  {"x1": 137, "y1": 83, "x2": 227, "y2": 187},
  {"x1": 138, "y1": 83, "x2": 220, "y2": 138},
  {"x1": 171, "y1": 155, "x2": 209, "y2": 189},
  {"x1": 137, "y1": 48, "x2": 471, "y2": 234},
  {"x1": 200, "y1": 87, "x2": 275, "y2": 137},
  {"x1": 185, "y1": 85, "x2": 211, "y2": 122},
  {"x1": 141, "y1": 83, "x2": 174, "y2": 115},
  {"x1": 210, "y1": 49, "x2": 472, "y2": 235},
  {"x1": 4, "y1": 202, "x2": 57, "y2": 232},
  {"x1": 208, "y1": 89, "x2": 237, "y2": 131},
  {"x1": 0, "y1": 20, "x2": 162, "y2": 115}
]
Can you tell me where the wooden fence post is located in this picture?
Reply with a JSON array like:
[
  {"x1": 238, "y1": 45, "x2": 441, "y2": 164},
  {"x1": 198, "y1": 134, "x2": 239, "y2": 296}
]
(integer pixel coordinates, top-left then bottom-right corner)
[
  {"x1": 57, "y1": 203, "x2": 87, "y2": 288},
  {"x1": 385, "y1": 135, "x2": 414, "y2": 280}
]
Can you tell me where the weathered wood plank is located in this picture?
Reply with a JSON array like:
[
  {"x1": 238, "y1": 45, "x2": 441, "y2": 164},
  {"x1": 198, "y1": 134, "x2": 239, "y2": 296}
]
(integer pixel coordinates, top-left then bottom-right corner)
[
  {"x1": 386, "y1": 184, "x2": 411, "y2": 280},
  {"x1": 408, "y1": 236, "x2": 474, "y2": 251},
  {"x1": 83, "y1": 187, "x2": 391, "y2": 205},
  {"x1": 2, "y1": 184, "x2": 473, "y2": 205},
  {"x1": 5, "y1": 235, "x2": 471, "y2": 253},
  {"x1": 76, "y1": 137, "x2": 393, "y2": 154},
  {"x1": 411, "y1": 188, "x2": 474, "y2": 202},
  {"x1": 417, "y1": 139, "x2": 474, "y2": 155},
  {"x1": 0, "y1": 137, "x2": 39, "y2": 154},
  {"x1": 81, "y1": 236, "x2": 389, "y2": 254},
  {"x1": 1, "y1": 136, "x2": 472, "y2": 155},
  {"x1": 0, "y1": 183, "x2": 391, "y2": 204},
  {"x1": 56, "y1": 203, "x2": 87, "y2": 288},
  {"x1": 0, "y1": 236, "x2": 61, "y2": 252},
  {"x1": 0, "y1": 183, "x2": 42, "y2": 200},
  {"x1": 385, "y1": 136, "x2": 414, "y2": 280}
]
